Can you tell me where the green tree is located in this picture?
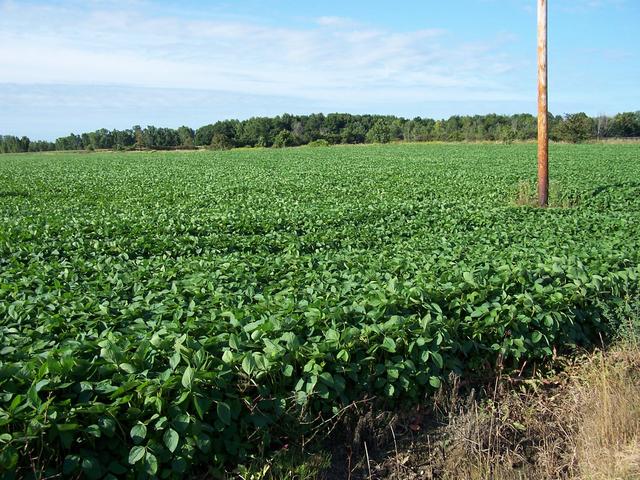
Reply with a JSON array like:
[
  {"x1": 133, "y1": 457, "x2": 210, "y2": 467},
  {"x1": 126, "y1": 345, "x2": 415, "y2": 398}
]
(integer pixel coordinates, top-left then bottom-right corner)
[
  {"x1": 499, "y1": 125, "x2": 517, "y2": 144},
  {"x1": 273, "y1": 130, "x2": 293, "y2": 148},
  {"x1": 610, "y1": 112, "x2": 640, "y2": 137},
  {"x1": 365, "y1": 120, "x2": 392, "y2": 143},
  {"x1": 210, "y1": 133, "x2": 234, "y2": 150},
  {"x1": 556, "y1": 113, "x2": 594, "y2": 143},
  {"x1": 341, "y1": 123, "x2": 366, "y2": 144},
  {"x1": 177, "y1": 126, "x2": 195, "y2": 148}
]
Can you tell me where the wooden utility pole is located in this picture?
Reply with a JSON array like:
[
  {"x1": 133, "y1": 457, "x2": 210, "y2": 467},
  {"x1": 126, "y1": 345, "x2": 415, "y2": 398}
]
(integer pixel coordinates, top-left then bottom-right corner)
[{"x1": 537, "y1": 0, "x2": 549, "y2": 207}]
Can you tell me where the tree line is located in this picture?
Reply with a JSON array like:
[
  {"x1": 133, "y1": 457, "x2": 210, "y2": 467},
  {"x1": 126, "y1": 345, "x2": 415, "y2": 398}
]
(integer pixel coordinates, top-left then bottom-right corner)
[{"x1": 2, "y1": 111, "x2": 639, "y2": 154}]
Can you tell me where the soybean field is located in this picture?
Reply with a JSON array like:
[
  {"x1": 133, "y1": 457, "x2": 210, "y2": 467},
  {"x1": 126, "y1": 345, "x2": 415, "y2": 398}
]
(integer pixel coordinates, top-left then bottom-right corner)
[{"x1": 1, "y1": 143, "x2": 639, "y2": 477}]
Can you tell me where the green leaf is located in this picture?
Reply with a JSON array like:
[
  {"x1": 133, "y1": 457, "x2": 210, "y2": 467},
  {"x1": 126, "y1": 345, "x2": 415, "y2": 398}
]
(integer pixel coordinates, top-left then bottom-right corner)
[
  {"x1": 144, "y1": 452, "x2": 158, "y2": 475},
  {"x1": 382, "y1": 337, "x2": 396, "y2": 353},
  {"x1": 463, "y1": 271, "x2": 475, "y2": 284},
  {"x1": 119, "y1": 363, "x2": 136, "y2": 373},
  {"x1": 325, "y1": 329, "x2": 339, "y2": 342},
  {"x1": 195, "y1": 433, "x2": 211, "y2": 453},
  {"x1": 128, "y1": 446, "x2": 146, "y2": 465},
  {"x1": 296, "y1": 390, "x2": 307, "y2": 405},
  {"x1": 181, "y1": 366, "x2": 194, "y2": 389},
  {"x1": 384, "y1": 383, "x2": 395, "y2": 397},
  {"x1": 163, "y1": 428, "x2": 179, "y2": 453},
  {"x1": 241, "y1": 355, "x2": 255, "y2": 375},
  {"x1": 431, "y1": 351, "x2": 444, "y2": 369},
  {"x1": 81, "y1": 456, "x2": 103, "y2": 480},
  {"x1": 173, "y1": 413, "x2": 190, "y2": 433},
  {"x1": 0, "y1": 346, "x2": 16, "y2": 355},
  {"x1": 63, "y1": 455, "x2": 81, "y2": 474},
  {"x1": 0, "y1": 446, "x2": 18, "y2": 471},
  {"x1": 130, "y1": 423, "x2": 147, "y2": 444},
  {"x1": 217, "y1": 401, "x2": 231, "y2": 425},
  {"x1": 222, "y1": 350, "x2": 234, "y2": 363},
  {"x1": 172, "y1": 458, "x2": 187, "y2": 473},
  {"x1": 429, "y1": 376, "x2": 442, "y2": 388},
  {"x1": 27, "y1": 385, "x2": 41, "y2": 406},
  {"x1": 387, "y1": 368, "x2": 399, "y2": 380},
  {"x1": 169, "y1": 351, "x2": 181, "y2": 370},
  {"x1": 98, "y1": 416, "x2": 116, "y2": 437},
  {"x1": 193, "y1": 394, "x2": 211, "y2": 419},
  {"x1": 86, "y1": 424, "x2": 101, "y2": 438},
  {"x1": 319, "y1": 372, "x2": 335, "y2": 388},
  {"x1": 34, "y1": 379, "x2": 49, "y2": 392},
  {"x1": 229, "y1": 333, "x2": 239, "y2": 350},
  {"x1": 282, "y1": 364, "x2": 294, "y2": 377},
  {"x1": 531, "y1": 331, "x2": 543, "y2": 344}
]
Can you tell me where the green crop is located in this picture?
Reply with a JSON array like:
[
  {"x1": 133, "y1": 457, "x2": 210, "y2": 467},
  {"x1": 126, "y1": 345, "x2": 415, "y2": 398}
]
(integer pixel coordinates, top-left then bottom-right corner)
[{"x1": 1, "y1": 144, "x2": 639, "y2": 477}]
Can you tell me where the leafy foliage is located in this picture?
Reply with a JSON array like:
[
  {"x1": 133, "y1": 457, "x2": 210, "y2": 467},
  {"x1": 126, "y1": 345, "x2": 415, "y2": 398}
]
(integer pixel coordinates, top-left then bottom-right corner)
[
  {"x1": 3, "y1": 111, "x2": 640, "y2": 154},
  {"x1": 0, "y1": 144, "x2": 639, "y2": 477},
  {"x1": 210, "y1": 133, "x2": 234, "y2": 151}
]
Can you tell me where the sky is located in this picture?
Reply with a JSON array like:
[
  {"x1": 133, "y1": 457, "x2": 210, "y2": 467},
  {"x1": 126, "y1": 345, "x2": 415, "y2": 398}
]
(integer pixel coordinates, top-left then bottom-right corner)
[{"x1": 0, "y1": 0, "x2": 638, "y2": 140}]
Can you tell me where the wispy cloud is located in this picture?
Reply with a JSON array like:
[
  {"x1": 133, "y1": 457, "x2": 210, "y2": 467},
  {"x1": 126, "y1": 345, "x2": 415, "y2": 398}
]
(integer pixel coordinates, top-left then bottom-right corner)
[
  {"x1": 2, "y1": 0, "x2": 637, "y2": 138},
  {"x1": 0, "y1": 0, "x2": 523, "y2": 105}
]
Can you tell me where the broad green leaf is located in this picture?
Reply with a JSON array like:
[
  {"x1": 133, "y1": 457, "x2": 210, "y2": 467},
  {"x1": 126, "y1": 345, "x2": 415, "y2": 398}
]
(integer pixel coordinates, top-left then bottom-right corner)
[
  {"x1": 163, "y1": 428, "x2": 179, "y2": 453},
  {"x1": 217, "y1": 401, "x2": 231, "y2": 425},
  {"x1": 130, "y1": 423, "x2": 147, "y2": 444},
  {"x1": 531, "y1": 331, "x2": 543, "y2": 344},
  {"x1": 181, "y1": 366, "x2": 194, "y2": 389},
  {"x1": 382, "y1": 337, "x2": 396, "y2": 353},
  {"x1": 63, "y1": 455, "x2": 81, "y2": 474},
  {"x1": 144, "y1": 452, "x2": 158, "y2": 475},
  {"x1": 128, "y1": 446, "x2": 145, "y2": 465},
  {"x1": 169, "y1": 351, "x2": 181, "y2": 370},
  {"x1": 81, "y1": 456, "x2": 102, "y2": 480},
  {"x1": 119, "y1": 363, "x2": 135, "y2": 374},
  {"x1": 241, "y1": 355, "x2": 255, "y2": 375},
  {"x1": 222, "y1": 350, "x2": 234, "y2": 363},
  {"x1": 325, "y1": 329, "x2": 339, "y2": 342},
  {"x1": 431, "y1": 352, "x2": 444, "y2": 369},
  {"x1": 429, "y1": 376, "x2": 442, "y2": 389}
]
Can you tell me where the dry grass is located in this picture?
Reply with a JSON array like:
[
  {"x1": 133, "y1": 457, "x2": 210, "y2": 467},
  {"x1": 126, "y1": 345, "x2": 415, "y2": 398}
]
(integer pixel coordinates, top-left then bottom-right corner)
[
  {"x1": 235, "y1": 333, "x2": 640, "y2": 480},
  {"x1": 338, "y1": 341, "x2": 640, "y2": 480},
  {"x1": 576, "y1": 348, "x2": 640, "y2": 480}
]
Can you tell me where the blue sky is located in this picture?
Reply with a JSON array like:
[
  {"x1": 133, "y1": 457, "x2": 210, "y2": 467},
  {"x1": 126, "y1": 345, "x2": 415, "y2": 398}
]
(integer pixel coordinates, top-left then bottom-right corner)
[{"x1": 1, "y1": 0, "x2": 638, "y2": 140}]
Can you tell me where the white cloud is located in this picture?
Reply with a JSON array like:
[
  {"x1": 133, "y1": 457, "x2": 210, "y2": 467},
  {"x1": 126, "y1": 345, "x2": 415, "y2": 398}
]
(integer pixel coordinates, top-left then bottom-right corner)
[{"x1": 0, "y1": 0, "x2": 525, "y2": 105}]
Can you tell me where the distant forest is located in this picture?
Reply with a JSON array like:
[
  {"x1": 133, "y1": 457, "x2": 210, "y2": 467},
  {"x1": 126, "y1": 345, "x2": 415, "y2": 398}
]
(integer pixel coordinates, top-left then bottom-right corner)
[{"x1": 2, "y1": 111, "x2": 639, "y2": 154}]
